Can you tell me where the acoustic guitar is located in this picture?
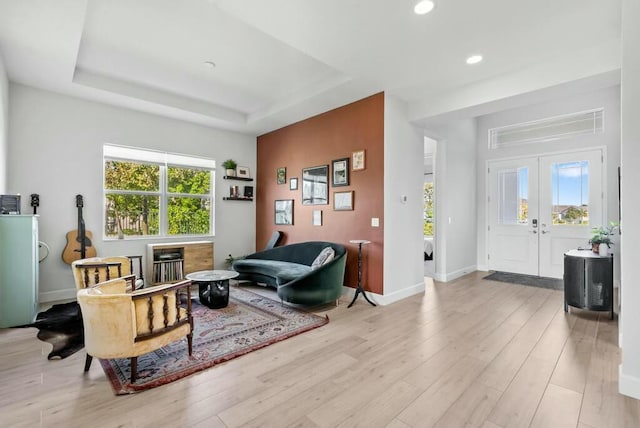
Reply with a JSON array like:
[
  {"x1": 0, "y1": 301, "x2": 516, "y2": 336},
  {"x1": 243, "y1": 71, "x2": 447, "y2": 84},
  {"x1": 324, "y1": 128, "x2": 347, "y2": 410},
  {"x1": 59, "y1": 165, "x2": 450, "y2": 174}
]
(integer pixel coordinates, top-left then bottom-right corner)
[{"x1": 62, "y1": 195, "x2": 97, "y2": 264}]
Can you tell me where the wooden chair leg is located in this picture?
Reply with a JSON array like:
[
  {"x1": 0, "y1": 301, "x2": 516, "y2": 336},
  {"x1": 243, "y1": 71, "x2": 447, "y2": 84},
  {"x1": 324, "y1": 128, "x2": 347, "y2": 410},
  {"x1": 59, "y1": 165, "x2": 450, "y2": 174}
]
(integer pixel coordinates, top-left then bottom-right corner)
[
  {"x1": 130, "y1": 357, "x2": 138, "y2": 383},
  {"x1": 187, "y1": 333, "x2": 193, "y2": 356},
  {"x1": 84, "y1": 354, "x2": 93, "y2": 372}
]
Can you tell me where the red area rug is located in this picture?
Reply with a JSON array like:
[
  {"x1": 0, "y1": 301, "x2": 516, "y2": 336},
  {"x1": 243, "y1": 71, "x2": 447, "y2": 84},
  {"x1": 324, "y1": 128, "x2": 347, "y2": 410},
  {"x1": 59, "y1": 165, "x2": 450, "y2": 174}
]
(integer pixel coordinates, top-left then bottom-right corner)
[{"x1": 100, "y1": 287, "x2": 328, "y2": 395}]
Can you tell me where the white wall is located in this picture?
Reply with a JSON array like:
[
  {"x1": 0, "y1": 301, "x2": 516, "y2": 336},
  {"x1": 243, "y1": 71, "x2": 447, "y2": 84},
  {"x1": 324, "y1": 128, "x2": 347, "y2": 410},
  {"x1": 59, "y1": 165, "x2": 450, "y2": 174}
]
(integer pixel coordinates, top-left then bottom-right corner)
[
  {"x1": 0, "y1": 53, "x2": 8, "y2": 193},
  {"x1": 426, "y1": 119, "x2": 478, "y2": 281},
  {"x1": 475, "y1": 86, "x2": 621, "y2": 273},
  {"x1": 8, "y1": 84, "x2": 256, "y2": 302},
  {"x1": 383, "y1": 94, "x2": 424, "y2": 303},
  {"x1": 619, "y1": 0, "x2": 640, "y2": 399}
]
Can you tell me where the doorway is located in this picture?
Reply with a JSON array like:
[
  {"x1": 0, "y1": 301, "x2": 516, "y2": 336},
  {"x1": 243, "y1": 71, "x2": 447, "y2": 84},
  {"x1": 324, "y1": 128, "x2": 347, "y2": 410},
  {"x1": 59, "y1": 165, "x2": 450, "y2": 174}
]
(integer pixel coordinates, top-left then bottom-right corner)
[
  {"x1": 424, "y1": 137, "x2": 436, "y2": 278},
  {"x1": 488, "y1": 149, "x2": 603, "y2": 278}
]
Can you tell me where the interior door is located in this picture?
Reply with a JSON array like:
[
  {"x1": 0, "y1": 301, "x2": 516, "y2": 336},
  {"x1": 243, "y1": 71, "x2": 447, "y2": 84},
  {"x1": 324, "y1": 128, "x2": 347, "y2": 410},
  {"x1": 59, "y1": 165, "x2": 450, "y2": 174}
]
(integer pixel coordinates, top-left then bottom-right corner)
[
  {"x1": 538, "y1": 150, "x2": 603, "y2": 278},
  {"x1": 488, "y1": 150, "x2": 604, "y2": 278},
  {"x1": 488, "y1": 157, "x2": 539, "y2": 275}
]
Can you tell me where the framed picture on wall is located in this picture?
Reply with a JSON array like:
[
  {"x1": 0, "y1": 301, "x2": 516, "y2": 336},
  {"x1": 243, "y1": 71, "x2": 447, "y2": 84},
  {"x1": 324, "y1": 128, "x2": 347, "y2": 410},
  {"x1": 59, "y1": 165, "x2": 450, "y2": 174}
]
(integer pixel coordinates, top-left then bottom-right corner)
[
  {"x1": 332, "y1": 158, "x2": 350, "y2": 187},
  {"x1": 352, "y1": 150, "x2": 365, "y2": 171},
  {"x1": 334, "y1": 191, "x2": 354, "y2": 211},
  {"x1": 290, "y1": 177, "x2": 298, "y2": 190},
  {"x1": 312, "y1": 210, "x2": 322, "y2": 226},
  {"x1": 237, "y1": 166, "x2": 251, "y2": 178},
  {"x1": 277, "y1": 167, "x2": 286, "y2": 185},
  {"x1": 302, "y1": 165, "x2": 329, "y2": 205},
  {"x1": 274, "y1": 199, "x2": 294, "y2": 225}
]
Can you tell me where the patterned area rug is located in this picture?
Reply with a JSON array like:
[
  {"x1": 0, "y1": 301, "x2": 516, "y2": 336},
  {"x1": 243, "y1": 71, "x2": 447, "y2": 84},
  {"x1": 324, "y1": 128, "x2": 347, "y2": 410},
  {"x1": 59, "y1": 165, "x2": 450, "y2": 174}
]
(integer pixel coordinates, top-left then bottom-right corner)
[
  {"x1": 100, "y1": 287, "x2": 329, "y2": 395},
  {"x1": 483, "y1": 271, "x2": 564, "y2": 290}
]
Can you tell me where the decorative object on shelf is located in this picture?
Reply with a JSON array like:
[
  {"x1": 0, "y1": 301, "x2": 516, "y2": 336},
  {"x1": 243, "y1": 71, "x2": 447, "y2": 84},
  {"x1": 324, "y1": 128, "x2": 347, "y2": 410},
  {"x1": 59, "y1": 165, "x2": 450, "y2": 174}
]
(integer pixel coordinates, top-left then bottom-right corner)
[
  {"x1": 222, "y1": 159, "x2": 237, "y2": 177},
  {"x1": 313, "y1": 210, "x2": 322, "y2": 226},
  {"x1": 352, "y1": 149, "x2": 366, "y2": 171},
  {"x1": 277, "y1": 167, "x2": 286, "y2": 184},
  {"x1": 244, "y1": 186, "x2": 253, "y2": 198},
  {"x1": 275, "y1": 199, "x2": 294, "y2": 225},
  {"x1": 332, "y1": 157, "x2": 350, "y2": 187},
  {"x1": 589, "y1": 222, "x2": 619, "y2": 254},
  {"x1": 302, "y1": 165, "x2": 329, "y2": 205},
  {"x1": 334, "y1": 190, "x2": 354, "y2": 211},
  {"x1": 237, "y1": 166, "x2": 250, "y2": 178},
  {"x1": 230, "y1": 185, "x2": 239, "y2": 198},
  {"x1": 290, "y1": 177, "x2": 298, "y2": 190}
]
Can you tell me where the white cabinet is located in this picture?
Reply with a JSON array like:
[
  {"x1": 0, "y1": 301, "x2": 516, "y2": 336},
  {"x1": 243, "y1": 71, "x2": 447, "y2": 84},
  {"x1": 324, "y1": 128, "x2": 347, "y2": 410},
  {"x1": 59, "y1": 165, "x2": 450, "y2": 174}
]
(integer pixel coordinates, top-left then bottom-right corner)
[{"x1": 0, "y1": 215, "x2": 39, "y2": 327}]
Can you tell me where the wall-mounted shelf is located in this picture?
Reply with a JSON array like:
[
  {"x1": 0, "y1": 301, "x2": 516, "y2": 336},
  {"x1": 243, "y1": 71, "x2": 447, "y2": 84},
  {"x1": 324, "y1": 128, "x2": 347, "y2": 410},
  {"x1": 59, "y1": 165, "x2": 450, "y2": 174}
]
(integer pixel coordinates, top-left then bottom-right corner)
[
  {"x1": 223, "y1": 197, "x2": 253, "y2": 201},
  {"x1": 223, "y1": 176, "x2": 253, "y2": 182}
]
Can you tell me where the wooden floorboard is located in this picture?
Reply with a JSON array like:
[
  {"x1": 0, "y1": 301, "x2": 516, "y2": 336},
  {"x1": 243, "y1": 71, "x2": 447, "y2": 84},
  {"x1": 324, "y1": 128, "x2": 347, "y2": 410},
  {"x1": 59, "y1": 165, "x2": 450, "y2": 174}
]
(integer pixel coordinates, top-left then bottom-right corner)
[{"x1": 0, "y1": 272, "x2": 637, "y2": 428}]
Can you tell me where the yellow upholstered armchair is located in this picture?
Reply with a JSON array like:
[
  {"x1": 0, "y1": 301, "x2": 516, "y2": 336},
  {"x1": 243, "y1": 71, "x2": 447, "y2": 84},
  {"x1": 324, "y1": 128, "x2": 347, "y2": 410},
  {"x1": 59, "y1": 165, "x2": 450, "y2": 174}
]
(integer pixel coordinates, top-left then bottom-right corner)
[
  {"x1": 77, "y1": 278, "x2": 193, "y2": 383},
  {"x1": 72, "y1": 256, "x2": 143, "y2": 291}
]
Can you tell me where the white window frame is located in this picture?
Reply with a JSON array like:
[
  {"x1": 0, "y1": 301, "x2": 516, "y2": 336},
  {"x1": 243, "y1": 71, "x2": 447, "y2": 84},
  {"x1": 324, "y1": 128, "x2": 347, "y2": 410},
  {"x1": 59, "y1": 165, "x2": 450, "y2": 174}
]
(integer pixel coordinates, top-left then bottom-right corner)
[{"x1": 103, "y1": 144, "x2": 216, "y2": 240}]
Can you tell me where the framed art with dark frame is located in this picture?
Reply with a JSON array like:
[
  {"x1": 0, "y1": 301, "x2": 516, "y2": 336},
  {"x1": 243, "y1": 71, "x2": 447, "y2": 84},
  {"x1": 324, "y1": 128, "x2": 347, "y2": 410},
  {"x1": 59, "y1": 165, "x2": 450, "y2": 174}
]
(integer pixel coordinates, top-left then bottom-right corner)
[
  {"x1": 277, "y1": 167, "x2": 286, "y2": 185},
  {"x1": 302, "y1": 165, "x2": 329, "y2": 205},
  {"x1": 274, "y1": 199, "x2": 294, "y2": 225},
  {"x1": 334, "y1": 191, "x2": 354, "y2": 211},
  {"x1": 332, "y1": 158, "x2": 349, "y2": 187}
]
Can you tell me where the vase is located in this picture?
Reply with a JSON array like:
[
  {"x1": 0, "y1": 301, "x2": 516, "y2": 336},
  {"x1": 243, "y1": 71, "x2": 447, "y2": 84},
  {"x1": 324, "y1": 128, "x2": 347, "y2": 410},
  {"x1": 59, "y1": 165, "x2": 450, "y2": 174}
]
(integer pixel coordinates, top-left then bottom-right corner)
[
  {"x1": 226, "y1": 168, "x2": 236, "y2": 177},
  {"x1": 592, "y1": 243, "x2": 600, "y2": 254},
  {"x1": 599, "y1": 245, "x2": 609, "y2": 257}
]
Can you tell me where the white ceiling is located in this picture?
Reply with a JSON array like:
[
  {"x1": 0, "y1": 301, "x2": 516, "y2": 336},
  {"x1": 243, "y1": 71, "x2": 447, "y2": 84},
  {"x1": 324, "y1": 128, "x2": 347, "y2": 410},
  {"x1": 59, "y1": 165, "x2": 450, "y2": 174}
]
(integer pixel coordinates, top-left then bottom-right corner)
[{"x1": 0, "y1": 0, "x2": 622, "y2": 135}]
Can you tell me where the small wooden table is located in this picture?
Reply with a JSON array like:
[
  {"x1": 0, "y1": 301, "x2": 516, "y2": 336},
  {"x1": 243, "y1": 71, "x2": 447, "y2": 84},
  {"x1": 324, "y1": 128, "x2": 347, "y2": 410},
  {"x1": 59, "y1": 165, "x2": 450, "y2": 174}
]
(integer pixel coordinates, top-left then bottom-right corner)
[{"x1": 186, "y1": 270, "x2": 239, "y2": 309}]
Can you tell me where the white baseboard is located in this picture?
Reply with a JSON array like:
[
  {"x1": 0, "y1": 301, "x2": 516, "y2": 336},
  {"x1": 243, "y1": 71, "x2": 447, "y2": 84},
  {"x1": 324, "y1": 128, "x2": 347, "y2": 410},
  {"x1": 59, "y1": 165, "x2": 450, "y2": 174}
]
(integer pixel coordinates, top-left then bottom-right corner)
[
  {"x1": 341, "y1": 281, "x2": 425, "y2": 306},
  {"x1": 477, "y1": 264, "x2": 489, "y2": 272},
  {"x1": 619, "y1": 365, "x2": 640, "y2": 399},
  {"x1": 39, "y1": 289, "x2": 76, "y2": 304},
  {"x1": 435, "y1": 265, "x2": 477, "y2": 283}
]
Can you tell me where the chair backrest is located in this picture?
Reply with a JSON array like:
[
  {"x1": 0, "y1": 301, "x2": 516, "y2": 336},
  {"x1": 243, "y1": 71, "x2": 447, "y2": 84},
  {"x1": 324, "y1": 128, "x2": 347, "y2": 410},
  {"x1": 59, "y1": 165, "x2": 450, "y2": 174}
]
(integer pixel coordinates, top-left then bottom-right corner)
[
  {"x1": 71, "y1": 256, "x2": 132, "y2": 290},
  {"x1": 264, "y1": 231, "x2": 283, "y2": 251},
  {"x1": 77, "y1": 278, "x2": 192, "y2": 357}
]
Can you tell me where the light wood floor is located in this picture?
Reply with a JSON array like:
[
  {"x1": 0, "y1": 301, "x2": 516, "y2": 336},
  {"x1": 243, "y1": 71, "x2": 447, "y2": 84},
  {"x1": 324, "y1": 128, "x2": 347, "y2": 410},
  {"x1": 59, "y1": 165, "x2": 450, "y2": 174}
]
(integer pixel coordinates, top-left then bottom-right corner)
[{"x1": 1, "y1": 271, "x2": 639, "y2": 428}]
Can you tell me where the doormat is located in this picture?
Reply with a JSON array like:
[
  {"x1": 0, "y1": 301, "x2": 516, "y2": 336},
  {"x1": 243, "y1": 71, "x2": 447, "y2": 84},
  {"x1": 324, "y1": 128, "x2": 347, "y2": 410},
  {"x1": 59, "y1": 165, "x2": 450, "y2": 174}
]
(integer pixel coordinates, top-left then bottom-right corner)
[
  {"x1": 19, "y1": 301, "x2": 84, "y2": 360},
  {"x1": 483, "y1": 271, "x2": 564, "y2": 290},
  {"x1": 100, "y1": 287, "x2": 329, "y2": 395}
]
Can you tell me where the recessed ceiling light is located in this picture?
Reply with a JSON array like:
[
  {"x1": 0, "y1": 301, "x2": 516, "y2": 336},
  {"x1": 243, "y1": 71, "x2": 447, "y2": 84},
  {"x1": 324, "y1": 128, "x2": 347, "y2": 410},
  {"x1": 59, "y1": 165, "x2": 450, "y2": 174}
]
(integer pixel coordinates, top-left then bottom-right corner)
[
  {"x1": 203, "y1": 60, "x2": 216, "y2": 69},
  {"x1": 414, "y1": 0, "x2": 435, "y2": 15},
  {"x1": 466, "y1": 55, "x2": 483, "y2": 65}
]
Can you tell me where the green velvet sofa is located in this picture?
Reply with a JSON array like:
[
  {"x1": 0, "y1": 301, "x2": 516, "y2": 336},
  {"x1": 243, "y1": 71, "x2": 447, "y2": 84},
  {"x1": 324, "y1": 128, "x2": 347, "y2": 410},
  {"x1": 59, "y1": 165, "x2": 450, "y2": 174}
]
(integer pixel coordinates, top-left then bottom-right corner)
[{"x1": 232, "y1": 241, "x2": 347, "y2": 305}]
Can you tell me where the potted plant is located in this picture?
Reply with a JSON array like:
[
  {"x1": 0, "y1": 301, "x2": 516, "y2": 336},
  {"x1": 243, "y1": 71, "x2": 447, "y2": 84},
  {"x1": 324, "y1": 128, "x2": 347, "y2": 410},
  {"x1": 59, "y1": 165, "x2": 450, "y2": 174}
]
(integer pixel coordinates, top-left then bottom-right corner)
[
  {"x1": 589, "y1": 222, "x2": 619, "y2": 255},
  {"x1": 222, "y1": 159, "x2": 237, "y2": 177}
]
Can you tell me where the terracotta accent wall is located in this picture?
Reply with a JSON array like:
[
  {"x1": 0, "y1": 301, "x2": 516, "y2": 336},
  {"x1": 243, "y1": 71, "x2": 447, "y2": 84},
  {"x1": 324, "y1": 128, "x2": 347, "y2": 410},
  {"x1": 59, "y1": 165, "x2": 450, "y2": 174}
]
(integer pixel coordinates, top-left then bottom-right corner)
[{"x1": 256, "y1": 93, "x2": 384, "y2": 294}]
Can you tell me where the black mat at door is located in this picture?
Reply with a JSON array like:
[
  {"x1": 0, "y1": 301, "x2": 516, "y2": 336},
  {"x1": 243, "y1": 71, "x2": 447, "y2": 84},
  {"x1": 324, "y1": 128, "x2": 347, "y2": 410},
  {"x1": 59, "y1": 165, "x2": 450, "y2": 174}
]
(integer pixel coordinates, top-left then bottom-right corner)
[{"x1": 483, "y1": 271, "x2": 564, "y2": 290}]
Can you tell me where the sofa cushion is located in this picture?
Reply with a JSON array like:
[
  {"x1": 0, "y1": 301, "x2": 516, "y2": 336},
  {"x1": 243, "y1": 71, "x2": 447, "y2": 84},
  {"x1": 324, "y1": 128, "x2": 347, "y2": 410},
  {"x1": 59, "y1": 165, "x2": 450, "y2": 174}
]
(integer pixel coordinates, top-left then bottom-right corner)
[
  {"x1": 233, "y1": 259, "x2": 312, "y2": 280},
  {"x1": 311, "y1": 247, "x2": 335, "y2": 270}
]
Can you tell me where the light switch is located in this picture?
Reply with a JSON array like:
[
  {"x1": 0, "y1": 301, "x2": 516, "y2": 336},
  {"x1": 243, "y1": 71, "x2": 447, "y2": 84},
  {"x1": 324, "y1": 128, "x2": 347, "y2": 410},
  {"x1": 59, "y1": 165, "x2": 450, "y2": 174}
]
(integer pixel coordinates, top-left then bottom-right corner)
[{"x1": 371, "y1": 218, "x2": 380, "y2": 227}]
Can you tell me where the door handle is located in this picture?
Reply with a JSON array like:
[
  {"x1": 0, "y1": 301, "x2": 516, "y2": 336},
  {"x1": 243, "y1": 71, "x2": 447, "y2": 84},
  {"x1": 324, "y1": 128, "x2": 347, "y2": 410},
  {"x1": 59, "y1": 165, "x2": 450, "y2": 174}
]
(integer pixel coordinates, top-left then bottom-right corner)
[
  {"x1": 531, "y1": 230, "x2": 537, "y2": 234},
  {"x1": 541, "y1": 230, "x2": 549, "y2": 234}
]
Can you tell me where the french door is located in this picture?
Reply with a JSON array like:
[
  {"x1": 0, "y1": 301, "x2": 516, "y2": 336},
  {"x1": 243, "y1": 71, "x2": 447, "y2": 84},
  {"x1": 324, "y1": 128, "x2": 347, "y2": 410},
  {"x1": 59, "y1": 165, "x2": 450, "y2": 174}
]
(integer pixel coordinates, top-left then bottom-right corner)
[{"x1": 488, "y1": 150, "x2": 603, "y2": 278}]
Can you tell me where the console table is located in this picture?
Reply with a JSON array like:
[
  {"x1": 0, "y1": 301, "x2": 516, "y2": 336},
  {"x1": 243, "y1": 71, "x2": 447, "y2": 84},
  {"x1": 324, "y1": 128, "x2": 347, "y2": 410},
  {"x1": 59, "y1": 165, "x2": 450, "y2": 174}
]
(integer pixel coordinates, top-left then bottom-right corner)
[
  {"x1": 563, "y1": 249, "x2": 613, "y2": 320},
  {"x1": 347, "y1": 240, "x2": 376, "y2": 308}
]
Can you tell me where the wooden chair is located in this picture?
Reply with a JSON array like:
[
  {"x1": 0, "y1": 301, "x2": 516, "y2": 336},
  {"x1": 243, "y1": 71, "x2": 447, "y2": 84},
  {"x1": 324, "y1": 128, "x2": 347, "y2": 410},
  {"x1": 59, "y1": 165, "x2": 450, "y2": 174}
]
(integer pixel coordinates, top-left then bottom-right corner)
[
  {"x1": 72, "y1": 256, "x2": 142, "y2": 291},
  {"x1": 77, "y1": 278, "x2": 193, "y2": 383}
]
